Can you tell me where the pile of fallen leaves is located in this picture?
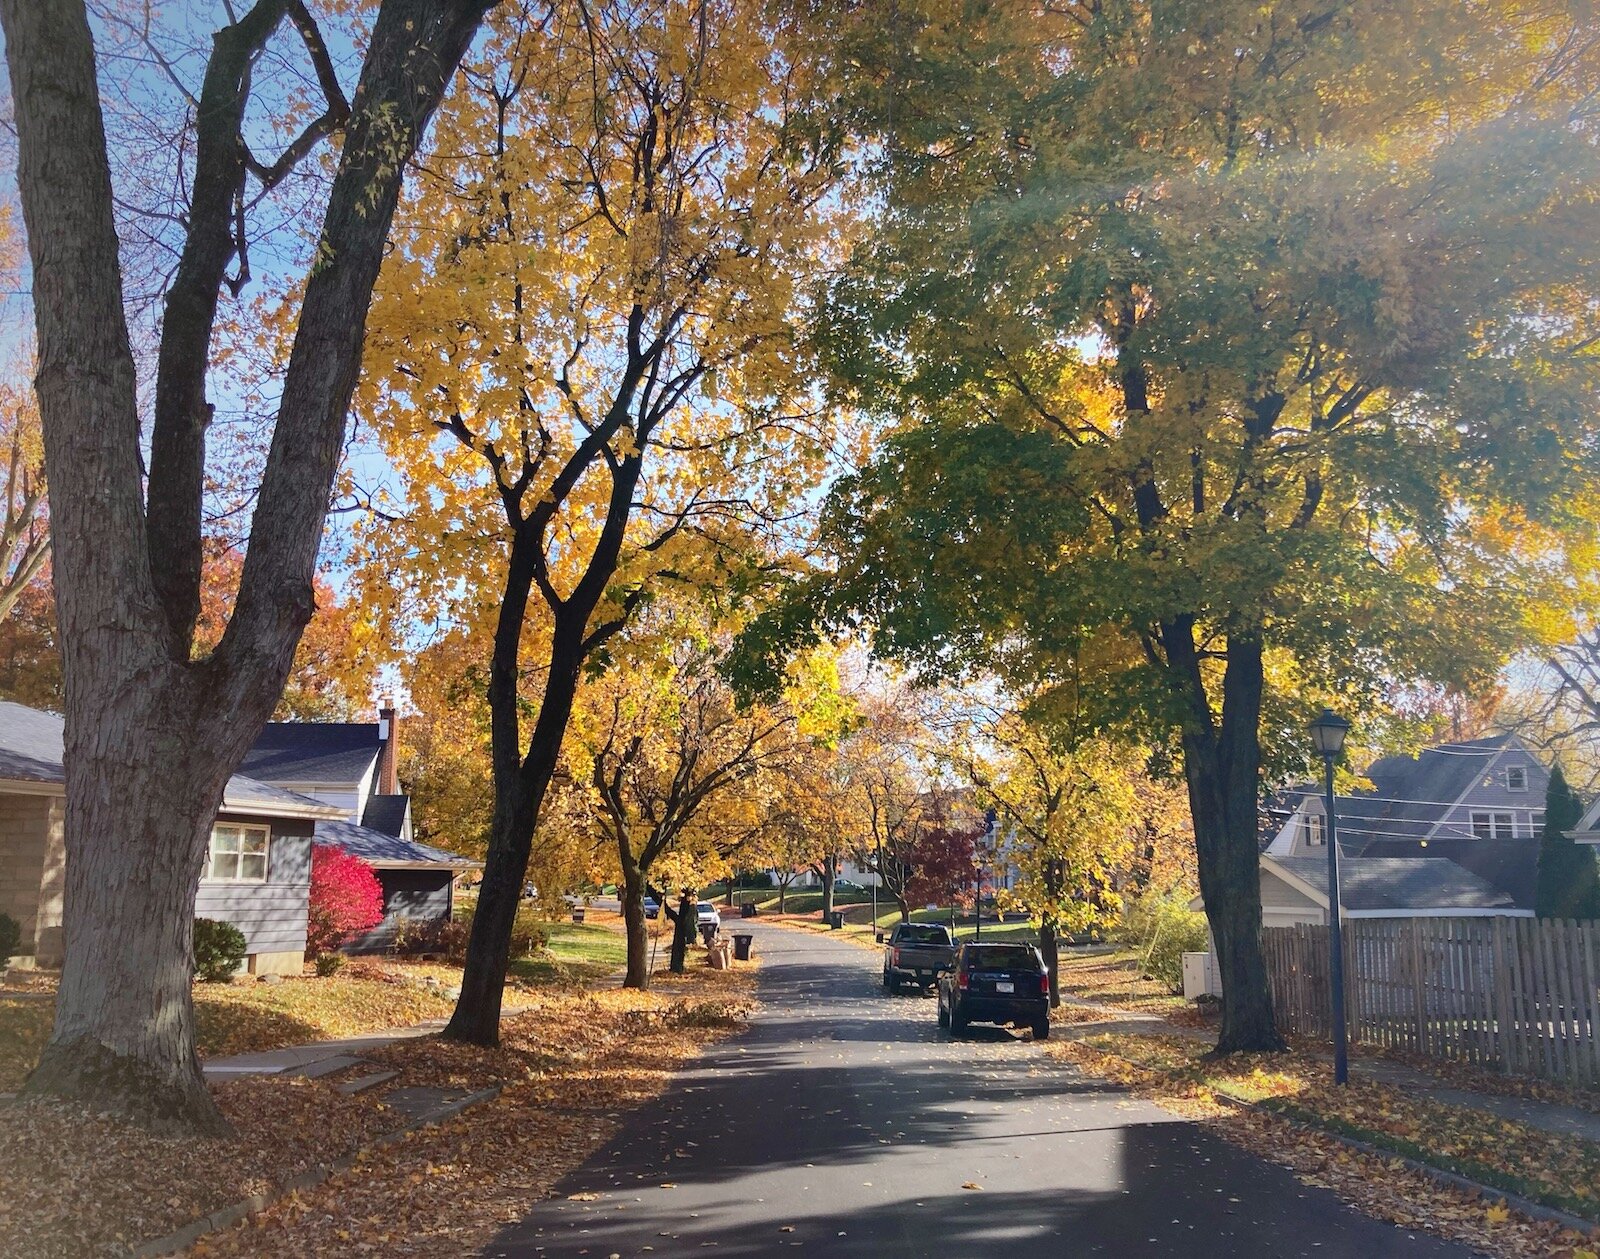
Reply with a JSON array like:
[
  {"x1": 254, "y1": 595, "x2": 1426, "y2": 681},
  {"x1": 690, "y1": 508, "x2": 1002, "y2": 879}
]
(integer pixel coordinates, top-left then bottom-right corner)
[
  {"x1": 0, "y1": 1076, "x2": 394, "y2": 1259},
  {"x1": 1047, "y1": 1031, "x2": 1600, "y2": 1259},
  {"x1": 195, "y1": 964, "x2": 755, "y2": 1258}
]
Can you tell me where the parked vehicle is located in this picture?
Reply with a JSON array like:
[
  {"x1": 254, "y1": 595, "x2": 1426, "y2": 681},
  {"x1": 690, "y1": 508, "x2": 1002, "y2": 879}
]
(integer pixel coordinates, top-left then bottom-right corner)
[
  {"x1": 938, "y1": 942, "x2": 1051, "y2": 1039},
  {"x1": 696, "y1": 901, "x2": 721, "y2": 928},
  {"x1": 644, "y1": 896, "x2": 660, "y2": 920},
  {"x1": 835, "y1": 878, "x2": 868, "y2": 892},
  {"x1": 881, "y1": 922, "x2": 957, "y2": 993}
]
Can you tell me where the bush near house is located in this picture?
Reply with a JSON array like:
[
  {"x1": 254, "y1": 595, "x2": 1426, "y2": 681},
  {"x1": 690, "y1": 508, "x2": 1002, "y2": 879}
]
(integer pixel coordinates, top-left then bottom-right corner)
[
  {"x1": 306, "y1": 843, "x2": 384, "y2": 957},
  {"x1": 0, "y1": 912, "x2": 19, "y2": 971},
  {"x1": 1115, "y1": 888, "x2": 1209, "y2": 993},
  {"x1": 193, "y1": 918, "x2": 248, "y2": 982}
]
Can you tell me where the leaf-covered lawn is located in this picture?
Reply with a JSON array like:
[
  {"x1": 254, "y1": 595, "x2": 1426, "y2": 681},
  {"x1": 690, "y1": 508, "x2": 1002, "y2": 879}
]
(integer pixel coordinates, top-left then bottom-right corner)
[
  {"x1": 0, "y1": 961, "x2": 755, "y2": 1259},
  {"x1": 0, "y1": 922, "x2": 633, "y2": 1091},
  {"x1": 1053, "y1": 949, "x2": 1190, "y2": 1016},
  {"x1": 1050, "y1": 1031, "x2": 1600, "y2": 1257}
]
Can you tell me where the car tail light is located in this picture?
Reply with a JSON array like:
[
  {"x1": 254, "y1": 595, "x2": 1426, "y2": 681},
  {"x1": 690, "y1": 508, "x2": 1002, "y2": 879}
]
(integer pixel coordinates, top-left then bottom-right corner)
[
  {"x1": 1039, "y1": 973, "x2": 1050, "y2": 995},
  {"x1": 891, "y1": 948, "x2": 901, "y2": 967},
  {"x1": 957, "y1": 970, "x2": 970, "y2": 990}
]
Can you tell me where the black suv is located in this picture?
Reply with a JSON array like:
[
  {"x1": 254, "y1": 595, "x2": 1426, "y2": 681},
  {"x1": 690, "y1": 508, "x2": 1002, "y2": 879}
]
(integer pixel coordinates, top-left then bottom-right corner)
[{"x1": 937, "y1": 942, "x2": 1050, "y2": 1039}]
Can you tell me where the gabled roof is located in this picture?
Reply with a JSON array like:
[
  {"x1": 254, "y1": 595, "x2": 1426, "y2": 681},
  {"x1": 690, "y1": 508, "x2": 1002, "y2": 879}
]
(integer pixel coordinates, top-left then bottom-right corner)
[
  {"x1": 360, "y1": 793, "x2": 410, "y2": 838},
  {"x1": 242, "y1": 722, "x2": 382, "y2": 787},
  {"x1": 0, "y1": 701, "x2": 344, "y2": 821},
  {"x1": 315, "y1": 818, "x2": 475, "y2": 870},
  {"x1": 1266, "y1": 854, "x2": 1516, "y2": 912},
  {"x1": 1271, "y1": 734, "x2": 1525, "y2": 847}
]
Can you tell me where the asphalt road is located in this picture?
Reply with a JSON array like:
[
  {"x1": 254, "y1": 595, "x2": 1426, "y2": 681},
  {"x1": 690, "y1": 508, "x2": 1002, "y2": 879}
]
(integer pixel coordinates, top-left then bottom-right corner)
[{"x1": 487, "y1": 920, "x2": 1474, "y2": 1258}]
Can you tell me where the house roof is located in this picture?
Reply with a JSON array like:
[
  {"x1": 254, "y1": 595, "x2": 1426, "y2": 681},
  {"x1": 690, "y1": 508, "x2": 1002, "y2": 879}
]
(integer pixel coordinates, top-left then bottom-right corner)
[
  {"x1": 360, "y1": 793, "x2": 409, "y2": 838},
  {"x1": 0, "y1": 701, "x2": 345, "y2": 820},
  {"x1": 242, "y1": 722, "x2": 382, "y2": 786},
  {"x1": 315, "y1": 818, "x2": 476, "y2": 870},
  {"x1": 1265, "y1": 854, "x2": 1516, "y2": 912}
]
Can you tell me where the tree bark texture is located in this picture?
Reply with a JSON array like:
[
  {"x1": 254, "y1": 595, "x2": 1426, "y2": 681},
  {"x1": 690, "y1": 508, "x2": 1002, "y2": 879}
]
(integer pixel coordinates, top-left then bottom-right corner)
[
  {"x1": 1177, "y1": 632, "x2": 1285, "y2": 1053},
  {"x1": 669, "y1": 890, "x2": 695, "y2": 974},
  {"x1": 620, "y1": 864, "x2": 649, "y2": 990},
  {"x1": 1039, "y1": 916, "x2": 1061, "y2": 1008},
  {"x1": 0, "y1": 0, "x2": 490, "y2": 1132}
]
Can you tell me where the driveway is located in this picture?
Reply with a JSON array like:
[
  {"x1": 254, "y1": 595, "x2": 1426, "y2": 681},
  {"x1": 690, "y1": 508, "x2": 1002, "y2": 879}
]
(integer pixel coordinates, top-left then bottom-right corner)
[{"x1": 486, "y1": 920, "x2": 1474, "y2": 1257}]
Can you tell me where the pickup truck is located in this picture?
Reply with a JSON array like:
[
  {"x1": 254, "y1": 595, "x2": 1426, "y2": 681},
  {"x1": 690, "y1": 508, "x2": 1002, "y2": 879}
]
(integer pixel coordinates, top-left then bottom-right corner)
[{"x1": 880, "y1": 922, "x2": 957, "y2": 993}]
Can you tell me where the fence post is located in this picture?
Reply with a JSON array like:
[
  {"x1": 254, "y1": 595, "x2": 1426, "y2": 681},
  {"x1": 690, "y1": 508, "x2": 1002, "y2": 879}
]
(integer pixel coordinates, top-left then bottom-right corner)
[{"x1": 1484, "y1": 908, "x2": 1510, "y2": 1081}]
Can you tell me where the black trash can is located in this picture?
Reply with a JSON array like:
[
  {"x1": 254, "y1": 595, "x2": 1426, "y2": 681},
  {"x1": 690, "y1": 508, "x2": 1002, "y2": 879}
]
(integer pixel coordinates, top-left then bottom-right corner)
[
  {"x1": 571, "y1": 906, "x2": 585, "y2": 923},
  {"x1": 732, "y1": 933, "x2": 754, "y2": 961},
  {"x1": 700, "y1": 922, "x2": 718, "y2": 946},
  {"x1": 828, "y1": 910, "x2": 844, "y2": 930},
  {"x1": 740, "y1": 902, "x2": 757, "y2": 919}
]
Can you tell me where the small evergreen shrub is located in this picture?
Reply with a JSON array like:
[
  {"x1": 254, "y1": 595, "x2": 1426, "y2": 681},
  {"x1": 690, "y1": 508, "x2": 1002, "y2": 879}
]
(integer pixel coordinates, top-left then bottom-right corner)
[
  {"x1": 314, "y1": 951, "x2": 345, "y2": 977},
  {"x1": 193, "y1": 917, "x2": 248, "y2": 982},
  {"x1": 0, "y1": 911, "x2": 20, "y2": 971},
  {"x1": 306, "y1": 843, "x2": 385, "y2": 956}
]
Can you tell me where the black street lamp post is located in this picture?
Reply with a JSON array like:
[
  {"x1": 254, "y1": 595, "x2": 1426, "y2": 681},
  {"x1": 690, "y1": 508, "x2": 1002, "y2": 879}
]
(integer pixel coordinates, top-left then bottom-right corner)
[{"x1": 1310, "y1": 707, "x2": 1351, "y2": 1086}]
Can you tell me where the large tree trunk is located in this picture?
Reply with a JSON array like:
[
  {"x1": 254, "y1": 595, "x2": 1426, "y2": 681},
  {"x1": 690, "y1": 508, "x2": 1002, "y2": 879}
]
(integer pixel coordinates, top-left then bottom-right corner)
[
  {"x1": 669, "y1": 889, "x2": 696, "y2": 973},
  {"x1": 1181, "y1": 633, "x2": 1284, "y2": 1054},
  {"x1": 28, "y1": 691, "x2": 237, "y2": 1134},
  {"x1": 1, "y1": 0, "x2": 489, "y2": 1132},
  {"x1": 818, "y1": 853, "x2": 837, "y2": 920},
  {"x1": 1039, "y1": 916, "x2": 1061, "y2": 1008},
  {"x1": 620, "y1": 863, "x2": 649, "y2": 990}
]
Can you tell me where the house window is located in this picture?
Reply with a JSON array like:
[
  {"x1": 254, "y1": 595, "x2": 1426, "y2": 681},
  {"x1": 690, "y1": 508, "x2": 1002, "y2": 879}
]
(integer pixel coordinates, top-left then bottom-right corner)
[
  {"x1": 1470, "y1": 811, "x2": 1515, "y2": 841},
  {"x1": 1506, "y1": 766, "x2": 1528, "y2": 792},
  {"x1": 204, "y1": 824, "x2": 269, "y2": 882},
  {"x1": 1302, "y1": 814, "x2": 1326, "y2": 847}
]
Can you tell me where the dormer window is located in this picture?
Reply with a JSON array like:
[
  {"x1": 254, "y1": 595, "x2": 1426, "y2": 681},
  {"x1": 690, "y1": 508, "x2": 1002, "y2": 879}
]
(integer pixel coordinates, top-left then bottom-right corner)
[
  {"x1": 1507, "y1": 766, "x2": 1528, "y2": 792},
  {"x1": 1302, "y1": 814, "x2": 1326, "y2": 847}
]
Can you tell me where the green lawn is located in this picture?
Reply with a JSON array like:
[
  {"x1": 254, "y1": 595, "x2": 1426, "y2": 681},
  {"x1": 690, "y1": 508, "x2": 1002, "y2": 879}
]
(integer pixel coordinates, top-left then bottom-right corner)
[{"x1": 508, "y1": 919, "x2": 627, "y2": 986}]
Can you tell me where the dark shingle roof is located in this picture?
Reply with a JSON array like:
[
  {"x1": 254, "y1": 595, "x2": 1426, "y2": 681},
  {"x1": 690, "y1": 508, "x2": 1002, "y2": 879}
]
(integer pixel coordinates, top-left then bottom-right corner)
[
  {"x1": 0, "y1": 701, "x2": 341, "y2": 819},
  {"x1": 1268, "y1": 854, "x2": 1515, "y2": 912},
  {"x1": 315, "y1": 818, "x2": 475, "y2": 869},
  {"x1": 360, "y1": 794, "x2": 410, "y2": 838},
  {"x1": 242, "y1": 722, "x2": 381, "y2": 786}
]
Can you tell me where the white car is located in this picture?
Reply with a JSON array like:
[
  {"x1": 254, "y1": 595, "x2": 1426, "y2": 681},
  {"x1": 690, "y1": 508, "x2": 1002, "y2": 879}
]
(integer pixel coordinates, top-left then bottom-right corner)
[{"x1": 696, "y1": 901, "x2": 721, "y2": 928}]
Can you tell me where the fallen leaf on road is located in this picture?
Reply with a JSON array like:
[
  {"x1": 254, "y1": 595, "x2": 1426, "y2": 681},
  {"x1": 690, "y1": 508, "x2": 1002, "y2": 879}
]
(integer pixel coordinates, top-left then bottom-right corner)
[{"x1": 961, "y1": 1182, "x2": 983, "y2": 1191}]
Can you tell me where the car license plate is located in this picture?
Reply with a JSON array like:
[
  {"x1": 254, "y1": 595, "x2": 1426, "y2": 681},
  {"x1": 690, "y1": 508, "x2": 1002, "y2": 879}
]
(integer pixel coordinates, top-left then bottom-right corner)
[{"x1": 996, "y1": 981, "x2": 1014, "y2": 993}]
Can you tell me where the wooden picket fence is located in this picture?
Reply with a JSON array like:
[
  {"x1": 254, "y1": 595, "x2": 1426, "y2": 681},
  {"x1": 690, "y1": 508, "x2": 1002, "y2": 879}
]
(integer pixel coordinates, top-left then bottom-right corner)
[{"x1": 1262, "y1": 917, "x2": 1600, "y2": 1087}]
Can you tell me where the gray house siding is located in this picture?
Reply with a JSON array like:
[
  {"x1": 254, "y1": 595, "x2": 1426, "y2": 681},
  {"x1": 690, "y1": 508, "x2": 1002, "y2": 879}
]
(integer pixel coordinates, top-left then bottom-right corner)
[
  {"x1": 344, "y1": 868, "x2": 454, "y2": 954},
  {"x1": 194, "y1": 814, "x2": 315, "y2": 964},
  {"x1": 1440, "y1": 752, "x2": 1549, "y2": 840}
]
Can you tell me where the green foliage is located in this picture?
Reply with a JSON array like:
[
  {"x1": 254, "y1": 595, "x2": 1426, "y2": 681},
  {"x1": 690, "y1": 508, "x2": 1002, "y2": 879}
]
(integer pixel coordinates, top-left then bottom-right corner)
[
  {"x1": 0, "y1": 912, "x2": 19, "y2": 971},
  {"x1": 192, "y1": 918, "x2": 248, "y2": 983},
  {"x1": 313, "y1": 952, "x2": 345, "y2": 977},
  {"x1": 1115, "y1": 890, "x2": 1209, "y2": 994},
  {"x1": 1536, "y1": 764, "x2": 1600, "y2": 919}
]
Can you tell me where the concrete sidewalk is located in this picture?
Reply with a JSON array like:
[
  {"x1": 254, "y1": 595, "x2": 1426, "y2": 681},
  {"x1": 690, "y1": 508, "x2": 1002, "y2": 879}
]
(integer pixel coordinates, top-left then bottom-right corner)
[{"x1": 202, "y1": 1021, "x2": 447, "y2": 1078}]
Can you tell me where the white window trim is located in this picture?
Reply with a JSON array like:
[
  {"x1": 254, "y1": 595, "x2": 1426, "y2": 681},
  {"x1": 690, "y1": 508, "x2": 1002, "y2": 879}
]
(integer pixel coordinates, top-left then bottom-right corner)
[
  {"x1": 1470, "y1": 810, "x2": 1516, "y2": 841},
  {"x1": 1506, "y1": 766, "x2": 1529, "y2": 792},
  {"x1": 1302, "y1": 814, "x2": 1326, "y2": 848},
  {"x1": 203, "y1": 822, "x2": 271, "y2": 884}
]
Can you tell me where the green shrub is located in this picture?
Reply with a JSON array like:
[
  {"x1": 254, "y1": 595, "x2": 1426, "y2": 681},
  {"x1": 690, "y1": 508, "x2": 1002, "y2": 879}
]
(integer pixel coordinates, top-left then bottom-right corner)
[
  {"x1": 393, "y1": 915, "x2": 471, "y2": 962},
  {"x1": 193, "y1": 917, "x2": 248, "y2": 982},
  {"x1": 1116, "y1": 890, "x2": 1209, "y2": 994},
  {"x1": 314, "y1": 951, "x2": 345, "y2": 977},
  {"x1": 510, "y1": 910, "x2": 548, "y2": 959},
  {"x1": 0, "y1": 912, "x2": 20, "y2": 970}
]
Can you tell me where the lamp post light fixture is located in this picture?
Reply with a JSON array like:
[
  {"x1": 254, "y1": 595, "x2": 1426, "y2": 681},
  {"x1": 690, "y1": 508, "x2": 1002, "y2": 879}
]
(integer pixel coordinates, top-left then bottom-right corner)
[{"x1": 1309, "y1": 707, "x2": 1351, "y2": 1086}]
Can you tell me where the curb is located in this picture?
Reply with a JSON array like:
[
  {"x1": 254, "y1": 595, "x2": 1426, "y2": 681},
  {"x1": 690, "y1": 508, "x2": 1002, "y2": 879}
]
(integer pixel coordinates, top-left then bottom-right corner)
[
  {"x1": 1212, "y1": 1092, "x2": 1600, "y2": 1240},
  {"x1": 127, "y1": 1086, "x2": 501, "y2": 1258},
  {"x1": 1065, "y1": 1038, "x2": 1600, "y2": 1241}
]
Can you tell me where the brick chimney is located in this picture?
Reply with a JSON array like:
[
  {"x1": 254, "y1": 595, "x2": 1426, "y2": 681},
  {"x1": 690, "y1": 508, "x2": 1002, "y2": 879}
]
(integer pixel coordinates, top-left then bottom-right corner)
[{"x1": 377, "y1": 699, "x2": 400, "y2": 795}]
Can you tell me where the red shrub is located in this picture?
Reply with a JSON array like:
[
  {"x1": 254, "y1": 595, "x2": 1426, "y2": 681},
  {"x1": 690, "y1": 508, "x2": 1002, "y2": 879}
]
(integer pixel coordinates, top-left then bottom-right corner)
[{"x1": 306, "y1": 843, "x2": 384, "y2": 956}]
